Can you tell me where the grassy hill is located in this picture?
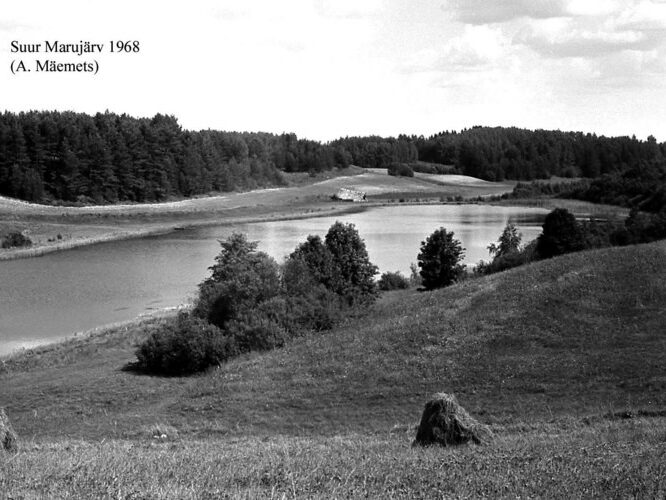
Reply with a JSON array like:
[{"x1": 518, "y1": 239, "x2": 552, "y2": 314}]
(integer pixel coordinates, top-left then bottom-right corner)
[{"x1": 2, "y1": 241, "x2": 665, "y2": 497}]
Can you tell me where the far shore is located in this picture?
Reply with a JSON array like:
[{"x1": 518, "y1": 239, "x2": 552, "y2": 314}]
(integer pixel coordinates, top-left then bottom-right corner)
[
  {"x1": 0, "y1": 201, "x2": 367, "y2": 261},
  {"x1": 0, "y1": 168, "x2": 520, "y2": 261},
  {"x1": 1, "y1": 169, "x2": 626, "y2": 262}
]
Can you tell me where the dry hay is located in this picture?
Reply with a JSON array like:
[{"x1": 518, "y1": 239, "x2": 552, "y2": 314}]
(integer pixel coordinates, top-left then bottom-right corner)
[
  {"x1": 413, "y1": 393, "x2": 492, "y2": 447},
  {"x1": 0, "y1": 407, "x2": 18, "y2": 453}
]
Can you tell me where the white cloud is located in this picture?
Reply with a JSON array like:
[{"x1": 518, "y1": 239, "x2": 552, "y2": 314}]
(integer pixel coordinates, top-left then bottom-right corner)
[
  {"x1": 443, "y1": 0, "x2": 568, "y2": 25},
  {"x1": 521, "y1": 1, "x2": 666, "y2": 56},
  {"x1": 313, "y1": 0, "x2": 382, "y2": 19},
  {"x1": 1, "y1": 0, "x2": 665, "y2": 140},
  {"x1": 565, "y1": 0, "x2": 622, "y2": 17},
  {"x1": 399, "y1": 25, "x2": 507, "y2": 74},
  {"x1": 517, "y1": 27, "x2": 657, "y2": 57}
]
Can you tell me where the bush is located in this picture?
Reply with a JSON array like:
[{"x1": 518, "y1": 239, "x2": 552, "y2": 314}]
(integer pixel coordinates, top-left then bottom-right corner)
[
  {"x1": 136, "y1": 313, "x2": 232, "y2": 376},
  {"x1": 283, "y1": 222, "x2": 378, "y2": 321},
  {"x1": 536, "y1": 208, "x2": 585, "y2": 259},
  {"x1": 417, "y1": 228, "x2": 466, "y2": 290},
  {"x1": 618, "y1": 209, "x2": 666, "y2": 244},
  {"x1": 411, "y1": 163, "x2": 457, "y2": 175},
  {"x1": 409, "y1": 263, "x2": 422, "y2": 287},
  {"x1": 284, "y1": 235, "x2": 336, "y2": 294},
  {"x1": 475, "y1": 240, "x2": 538, "y2": 275},
  {"x1": 225, "y1": 314, "x2": 289, "y2": 353},
  {"x1": 137, "y1": 224, "x2": 380, "y2": 376},
  {"x1": 193, "y1": 234, "x2": 281, "y2": 328},
  {"x1": 476, "y1": 223, "x2": 537, "y2": 275},
  {"x1": 487, "y1": 223, "x2": 522, "y2": 259},
  {"x1": 226, "y1": 296, "x2": 291, "y2": 352},
  {"x1": 579, "y1": 218, "x2": 617, "y2": 249},
  {"x1": 1, "y1": 231, "x2": 32, "y2": 249},
  {"x1": 282, "y1": 256, "x2": 343, "y2": 331},
  {"x1": 285, "y1": 288, "x2": 343, "y2": 332},
  {"x1": 387, "y1": 162, "x2": 414, "y2": 177},
  {"x1": 378, "y1": 271, "x2": 410, "y2": 291}
]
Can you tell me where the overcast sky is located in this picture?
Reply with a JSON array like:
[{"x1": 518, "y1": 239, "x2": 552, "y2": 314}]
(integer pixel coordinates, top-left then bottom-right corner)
[{"x1": 2, "y1": 0, "x2": 666, "y2": 141}]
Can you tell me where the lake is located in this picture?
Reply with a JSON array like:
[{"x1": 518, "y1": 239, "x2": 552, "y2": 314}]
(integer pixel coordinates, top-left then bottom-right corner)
[{"x1": 0, "y1": 204, "x2": 549, "y2": 355}]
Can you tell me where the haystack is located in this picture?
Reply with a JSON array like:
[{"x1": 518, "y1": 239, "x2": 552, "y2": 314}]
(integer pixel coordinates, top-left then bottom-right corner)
[
  {"x1": 0, "y1": 407, "x2": 18, "y2": 453},
  {"x1": 413, "y1": 393, "x2": 492, "y2": 447}
]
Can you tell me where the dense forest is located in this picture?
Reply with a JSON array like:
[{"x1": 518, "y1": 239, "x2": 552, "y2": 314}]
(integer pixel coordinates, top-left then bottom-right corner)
[
  {"x1": 332, "y1": 127, "x2": 665, "y2": 181},
  {"x1": 1, "y1": 110, "x2": 665, "y2": 204},
  {"x1": 0, "y1": 111, "x2": 347, "y2": 203},
  {"x1": 568, "y1": 161, "x2": 666, "y2": 213}
]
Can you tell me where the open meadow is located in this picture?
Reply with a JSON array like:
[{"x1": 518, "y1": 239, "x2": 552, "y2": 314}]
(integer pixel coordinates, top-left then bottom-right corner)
[{"x1": 2, "y1": 241, "x2": 665, "y2": 498}]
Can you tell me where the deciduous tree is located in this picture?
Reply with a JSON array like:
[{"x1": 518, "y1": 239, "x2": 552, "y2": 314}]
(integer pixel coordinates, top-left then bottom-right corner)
[{"x1": 417, "y1": 228, "x2": 465, "y2": 290}]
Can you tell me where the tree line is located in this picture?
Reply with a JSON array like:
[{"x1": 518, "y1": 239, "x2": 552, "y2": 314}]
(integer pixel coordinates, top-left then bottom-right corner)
[
  {"x1": 332, "y1": 127, "x2": 665, "y2": 181},
  {"x1": 0, "y1": 111, "x2": 347, "y2": 203},
  {"x1": 2, "y1": 111, "x2": 665, "y2": 205},
  {"x1": 508, "y1": 160, "x2": 666, "y2": 211}
]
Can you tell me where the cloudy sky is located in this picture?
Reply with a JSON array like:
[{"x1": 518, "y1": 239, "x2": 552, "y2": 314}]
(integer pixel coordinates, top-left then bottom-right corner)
[{"x1": 2, "y1": 0, "x2": 666, "y2": 141}]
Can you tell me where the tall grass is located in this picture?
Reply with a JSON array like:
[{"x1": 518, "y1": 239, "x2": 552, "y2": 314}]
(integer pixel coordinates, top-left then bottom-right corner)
[{"x1": 1, "y1": 421, "x2": 664, "y2": 498}]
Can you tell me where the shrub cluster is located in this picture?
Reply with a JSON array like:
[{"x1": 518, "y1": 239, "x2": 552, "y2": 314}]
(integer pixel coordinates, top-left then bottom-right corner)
[
  {"x1": 411, "y1": 163, "x2": 458, "y2": 175},
  {"x1": 136, "y1": 313, "x2": 232, "y2": 376},
  {"x1": 136, "y1": 222, "x2": 378, "y2": 375},
  {"x1": 535, "y1": 207, "x2": 666, "y2": 258},
  {"x1": 1, "y1": 231, "x2": 32, "y2": 249},
  {"x1": 377, "y1": 271, "x2": 410, "y2": 291},
  {"x1": 387, "y1": 162, "x2": 414, "y2": 177},
  {"x1": 475, "y1": 204, "x2": 665, "y2": 278},
  {"x1": 474, "y1": 223, "x2": 538, "y2": 275}
]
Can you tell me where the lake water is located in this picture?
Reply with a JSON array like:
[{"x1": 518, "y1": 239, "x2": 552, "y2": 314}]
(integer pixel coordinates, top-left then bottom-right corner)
[{"x1": 0, "y1": 204, "x2": 549, "y2": 355}]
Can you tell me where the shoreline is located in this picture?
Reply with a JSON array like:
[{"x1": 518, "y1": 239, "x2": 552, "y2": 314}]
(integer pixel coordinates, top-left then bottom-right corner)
[
  {"x1": 0, "y1": 306, "x2": 181, "y2": 361},
  {"x1": 0, "y1": 196, "x2": 629, "y2": 262},
  {"x1": 0, "y1": 201, "x2": 368, "y2": 261},
  {"x1": 0, "y1": 169, "x2": 521, "y2": 260}
]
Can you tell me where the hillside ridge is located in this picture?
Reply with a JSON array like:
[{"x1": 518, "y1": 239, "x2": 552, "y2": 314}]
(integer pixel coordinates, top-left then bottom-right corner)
[{"x1": 2, "y1": 241, "x2": 664, "y2": 440}]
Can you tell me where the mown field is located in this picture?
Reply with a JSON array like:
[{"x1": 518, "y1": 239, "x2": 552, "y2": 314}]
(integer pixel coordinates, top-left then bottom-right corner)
[{"x1": 1, "y1": 241, "x2": 665, "y2": 498}]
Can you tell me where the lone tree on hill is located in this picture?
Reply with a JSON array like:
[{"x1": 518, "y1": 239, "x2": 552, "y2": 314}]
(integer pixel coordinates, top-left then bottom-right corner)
[{"x1": 417, "y1": 228, "x2": 466, "y2": 290}]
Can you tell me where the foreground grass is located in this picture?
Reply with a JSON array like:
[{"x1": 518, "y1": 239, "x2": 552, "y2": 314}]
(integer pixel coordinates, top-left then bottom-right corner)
[{"x1": 2, "y1": 420, "x2": 665, "y2": 499}]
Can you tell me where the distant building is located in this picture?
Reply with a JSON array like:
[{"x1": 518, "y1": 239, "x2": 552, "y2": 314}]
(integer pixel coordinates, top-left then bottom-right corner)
[{"x1": 332, "y1": 188, "x2": 367, "y2": 202}]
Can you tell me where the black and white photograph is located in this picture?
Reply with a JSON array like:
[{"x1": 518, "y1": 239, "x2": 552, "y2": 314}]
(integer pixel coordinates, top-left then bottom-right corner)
[{"x1": 1, "y1": 0, "x2": 665, "y2": 497}]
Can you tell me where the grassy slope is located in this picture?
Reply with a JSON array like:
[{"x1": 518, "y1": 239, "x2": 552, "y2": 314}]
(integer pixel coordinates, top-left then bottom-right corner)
[
  {"x1": 3, "y1": 241, "x2": 665, "y2": 437},
  {"x1": 2, "y1": 241, "x2": 665, "y2": 497}
]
